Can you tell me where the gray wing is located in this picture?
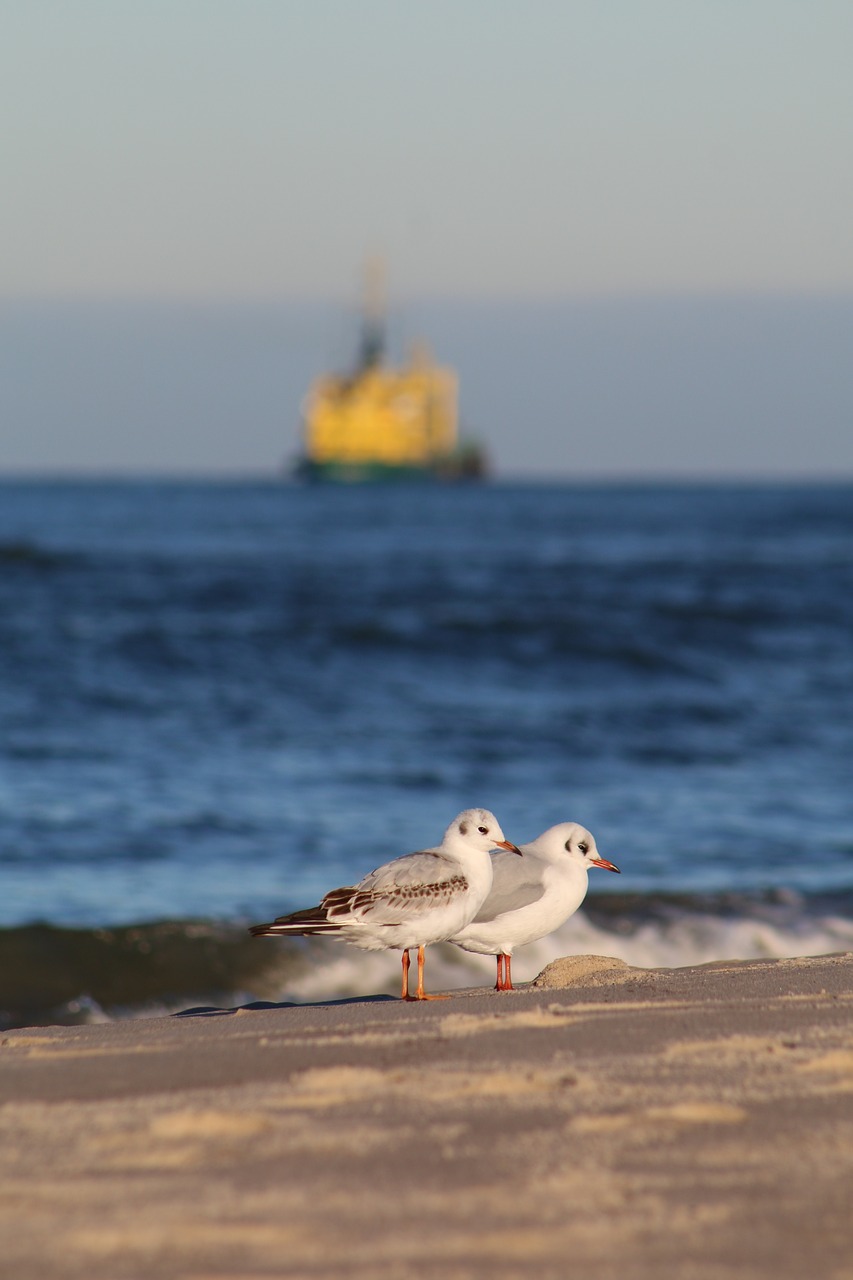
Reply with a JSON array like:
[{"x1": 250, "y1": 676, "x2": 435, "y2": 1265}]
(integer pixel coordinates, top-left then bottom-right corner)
[
  {"x1": 358, "y1": 850, "x2": 451, "y2": 893},
  {"x1": 321, "y1": 850, "x2": 468, "y2": 925},
  {"x1": 470, "y1": 850, "x2": 546, "y2": 923}
]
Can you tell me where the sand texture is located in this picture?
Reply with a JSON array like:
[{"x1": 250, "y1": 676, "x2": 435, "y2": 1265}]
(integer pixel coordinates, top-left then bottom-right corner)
[{"x1": 1, "y1": 952, "x2": 853, "y2": 1279}]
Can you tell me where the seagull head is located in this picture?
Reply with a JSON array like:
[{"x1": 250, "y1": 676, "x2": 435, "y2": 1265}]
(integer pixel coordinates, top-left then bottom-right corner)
[
  {"x1": 446, "y1": 808, "x2": 521, "y2": 855},
  {"x1": 529, "y1": 822, "x2": 620, "y2": 873}
]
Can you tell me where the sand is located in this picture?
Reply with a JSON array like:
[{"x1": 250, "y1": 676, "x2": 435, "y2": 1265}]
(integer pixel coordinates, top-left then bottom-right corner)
[{"x1": 1, "y1": 952, "x2": 852, "y2": 1279}]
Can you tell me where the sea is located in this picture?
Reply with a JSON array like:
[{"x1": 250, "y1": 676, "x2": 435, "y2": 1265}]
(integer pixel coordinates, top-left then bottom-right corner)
[{"x1": 1, "y1": 479, "x2": 852, "y2": 1029}]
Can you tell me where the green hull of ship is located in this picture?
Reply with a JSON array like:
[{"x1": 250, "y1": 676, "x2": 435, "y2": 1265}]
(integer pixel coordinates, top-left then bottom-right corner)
[
  {"x1": 296, "y1": 460, "x2": 439, "y2": 484},
  {"x1": 295, "y1": 449, "x2": 486, "y2": 485}
]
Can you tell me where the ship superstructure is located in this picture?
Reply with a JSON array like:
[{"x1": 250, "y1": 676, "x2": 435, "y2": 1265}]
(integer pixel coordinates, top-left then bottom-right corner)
[{"x1": 295, "y1": 266, "x2": 484, "y2": 482}]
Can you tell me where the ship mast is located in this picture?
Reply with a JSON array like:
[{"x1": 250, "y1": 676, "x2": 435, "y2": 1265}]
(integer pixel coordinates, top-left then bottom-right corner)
[{"x1": 357, "y1": 257, "x2": 385, "y2": 372}]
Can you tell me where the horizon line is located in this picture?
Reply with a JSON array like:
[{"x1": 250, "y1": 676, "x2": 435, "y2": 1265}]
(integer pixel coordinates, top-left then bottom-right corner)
[{"x1": 1, "y1": 469, "x2": 851, "y2": 487}]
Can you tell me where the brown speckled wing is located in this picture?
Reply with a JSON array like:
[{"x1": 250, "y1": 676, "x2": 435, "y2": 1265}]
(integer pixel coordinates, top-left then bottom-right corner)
[{"x1": 321, "y1": 870, "x2": 469, "y2": 926}]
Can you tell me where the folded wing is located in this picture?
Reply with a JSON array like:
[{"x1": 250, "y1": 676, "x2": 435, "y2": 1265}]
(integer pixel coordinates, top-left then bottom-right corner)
[
  {"x1": 469, "y1": 850, "x2": 546, "y2": 923},
  {"x1": 249, "y1": 850, "x2": 469, "y2": 935}
]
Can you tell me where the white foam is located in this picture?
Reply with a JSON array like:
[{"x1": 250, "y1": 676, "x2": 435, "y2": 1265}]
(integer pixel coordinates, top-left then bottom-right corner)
[{"x1": 274, "y1": 909, "x2": 853, "y2": 1001}]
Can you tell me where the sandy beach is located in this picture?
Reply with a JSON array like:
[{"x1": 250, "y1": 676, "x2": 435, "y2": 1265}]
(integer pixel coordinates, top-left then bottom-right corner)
[{"x1": 1, "y1": 951, "x2": 852, "y2": 1279}]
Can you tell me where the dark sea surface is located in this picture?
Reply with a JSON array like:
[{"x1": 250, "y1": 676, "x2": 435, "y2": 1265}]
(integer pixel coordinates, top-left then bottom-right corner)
[{"x1": 1, "y1": 480, "x2": 852, "y2": 1026}]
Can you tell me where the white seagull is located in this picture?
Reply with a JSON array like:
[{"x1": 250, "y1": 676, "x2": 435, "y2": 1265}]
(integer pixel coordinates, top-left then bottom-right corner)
[
  {"x1": 249, "y1": 809, "x2": 521, "y2": 1000},
  {"x1": 451, "y1": 821, "x2": 620, "y2": 991}
]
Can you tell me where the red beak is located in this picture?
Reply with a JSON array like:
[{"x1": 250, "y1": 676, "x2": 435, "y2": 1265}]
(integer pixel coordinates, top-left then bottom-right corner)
[
  {"x1": 495, "y1": 840, "x2": 523, "y2": 856},
  {"x1": 591, "y1": 857, "x2": 620, "y2": 873}
]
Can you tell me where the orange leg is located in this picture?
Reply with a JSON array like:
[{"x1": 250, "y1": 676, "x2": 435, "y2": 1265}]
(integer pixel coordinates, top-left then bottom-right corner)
[
  {"x1": 495, "y1": 952, "x2": 513, "y2": 991},
  {"x1": 400, "y1": 948, "x2": 411, "y2": 1000},
  {"x1": 413, "y1": 944, "x2": 449, "y2": 1000}
]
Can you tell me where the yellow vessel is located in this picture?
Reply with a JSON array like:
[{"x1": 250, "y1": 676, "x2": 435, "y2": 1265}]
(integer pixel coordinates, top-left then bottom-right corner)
[{"x1": 295, "y1": 267, "x2": 485, "y2": 482}]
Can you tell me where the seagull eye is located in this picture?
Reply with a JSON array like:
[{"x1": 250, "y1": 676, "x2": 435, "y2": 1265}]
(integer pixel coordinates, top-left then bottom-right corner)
[
  {"x1": 578, "y1": 841, "x2": 589, "y2": 854},
  {"x1": 478, "y1": 826, "x2": 488, "y2": 835}
]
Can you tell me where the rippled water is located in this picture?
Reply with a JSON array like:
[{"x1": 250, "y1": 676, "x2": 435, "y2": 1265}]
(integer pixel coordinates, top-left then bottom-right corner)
[{"x1": 1, "y1": 480, "x2": 851, "y2": 1022}]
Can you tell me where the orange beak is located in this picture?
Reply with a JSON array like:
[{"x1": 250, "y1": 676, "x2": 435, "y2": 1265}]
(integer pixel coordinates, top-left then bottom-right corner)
[
  {"x1": 495, "y1": 840, "x2": 523, "y2": 856},
  {"x1": 591, "y1": 857, "x2": 620, "y2": 873}
]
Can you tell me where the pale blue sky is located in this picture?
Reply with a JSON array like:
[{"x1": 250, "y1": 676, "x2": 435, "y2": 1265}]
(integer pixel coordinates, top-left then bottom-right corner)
[
  {"x1": 1, "y1": 3, "x2": 852, "y2": 476},
  {"x1": 3, "y1": 1, "x2": 852, "y2": 299}
]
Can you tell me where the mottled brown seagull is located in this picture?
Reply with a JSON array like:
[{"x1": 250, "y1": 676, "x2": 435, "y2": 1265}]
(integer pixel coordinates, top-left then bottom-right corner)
[{"x1": 249, "y1": 808, "x2": 520, "y2": 1000}]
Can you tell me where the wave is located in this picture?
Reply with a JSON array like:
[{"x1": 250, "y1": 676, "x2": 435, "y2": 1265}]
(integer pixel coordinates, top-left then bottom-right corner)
[
  {"x1": 0, "y1": 920, "x2": 310, "y2": 1032},
  {"x1": 278, "y1": 891, "x2": 853, "y2": 1003},
  {"x1": 0, "y1": 540, "x2": 75, "y2": 569},
  {"x1": 3, "y1": 891, "x2": 853, "y2": 1030}
]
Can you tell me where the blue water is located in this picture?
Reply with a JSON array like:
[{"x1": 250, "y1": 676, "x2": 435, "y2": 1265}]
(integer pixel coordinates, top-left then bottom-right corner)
[{"x1": 1, "y1": 480, "x2": 852, "y2": 1021}]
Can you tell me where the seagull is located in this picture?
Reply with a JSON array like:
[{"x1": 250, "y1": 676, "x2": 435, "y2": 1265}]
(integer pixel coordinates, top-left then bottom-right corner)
[
  {"x1": 451, "y1": 822, "x2": 620, "y2": 991},
  {"x1": 249, "y1": 809, "x2": 521, "y2": 1000}
]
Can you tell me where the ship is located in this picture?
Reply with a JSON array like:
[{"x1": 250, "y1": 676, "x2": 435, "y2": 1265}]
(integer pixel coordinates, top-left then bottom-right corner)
[{"x1": 294, "y1": 266, "x2": 486, "y2": 482}]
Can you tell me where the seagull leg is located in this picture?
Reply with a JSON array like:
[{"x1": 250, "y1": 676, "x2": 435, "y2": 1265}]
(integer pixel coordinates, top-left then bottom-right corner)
[
  {"x1": 400, "y1": 948, "x2": 412, "y2": 1000},
  {"x1": 414, "y1": 944, "x2": 449, "y2": 1000},
  {"x1": 495, "y1": 953, "x2": 513, "y2": 991}
]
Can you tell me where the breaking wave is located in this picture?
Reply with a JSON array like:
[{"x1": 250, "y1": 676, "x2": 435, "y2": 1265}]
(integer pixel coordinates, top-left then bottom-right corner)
[{"x1": 4, "y1": 889, "x2": 852, "y2": 1030}]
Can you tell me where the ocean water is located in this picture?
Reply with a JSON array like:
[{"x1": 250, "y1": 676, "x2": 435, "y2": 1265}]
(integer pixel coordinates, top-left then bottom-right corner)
[{"x1": 1, "y1": 479, "x2": 852, "y2": 1027}]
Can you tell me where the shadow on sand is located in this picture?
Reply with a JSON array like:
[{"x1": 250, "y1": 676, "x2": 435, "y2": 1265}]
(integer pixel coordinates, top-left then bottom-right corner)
[{"x1": 174, "y1": 995, "x2": 399, "y2": 1018}]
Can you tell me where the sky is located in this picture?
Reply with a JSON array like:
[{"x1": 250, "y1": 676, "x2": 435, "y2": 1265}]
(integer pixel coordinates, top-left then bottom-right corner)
[{"x1": 1, "y1": 2, "x2": 852, "y2": 476}]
